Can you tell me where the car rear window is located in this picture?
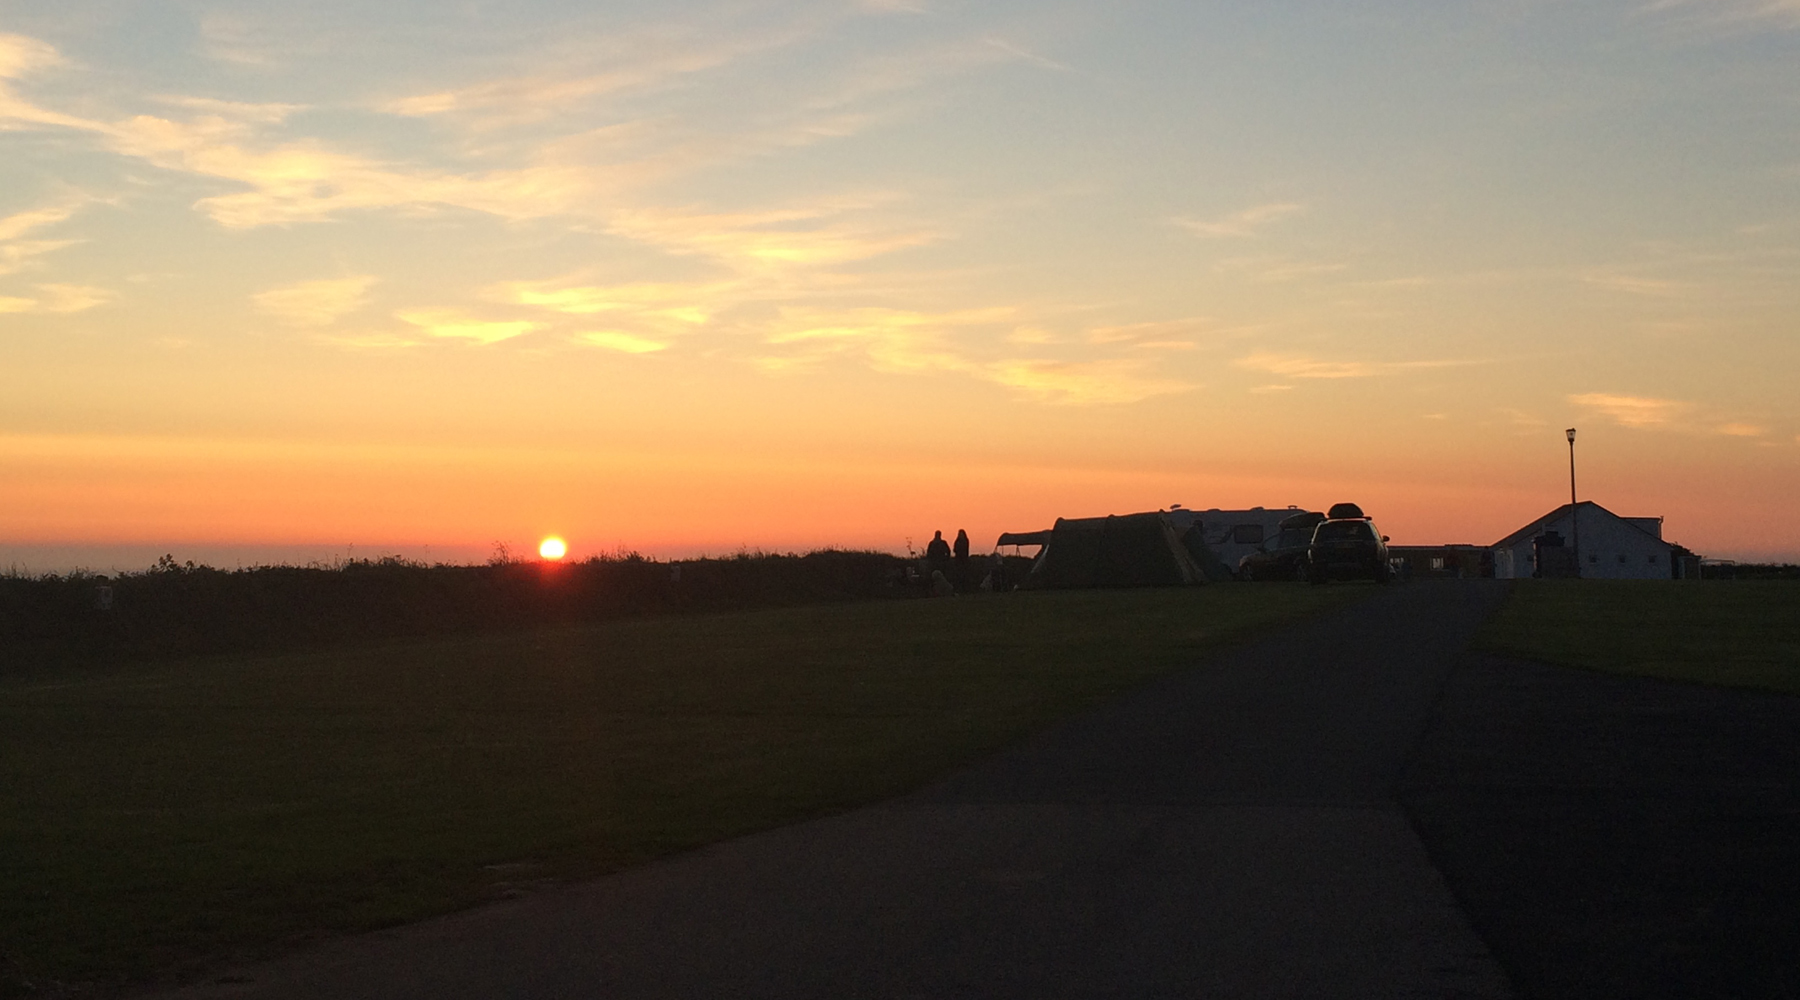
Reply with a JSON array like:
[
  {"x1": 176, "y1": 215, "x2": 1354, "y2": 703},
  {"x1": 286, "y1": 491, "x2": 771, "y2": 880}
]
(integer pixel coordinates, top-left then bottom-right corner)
[{"x1": 1316, "y1": 520, "x2": 1375, "y2": 541}]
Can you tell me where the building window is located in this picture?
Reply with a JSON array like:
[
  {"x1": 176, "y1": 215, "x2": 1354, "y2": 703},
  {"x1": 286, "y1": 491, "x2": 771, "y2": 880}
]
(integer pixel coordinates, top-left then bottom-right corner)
[
  {"x1": 1430, "y1": 557, "x2": 1445, "y2": 571},
  {"x1": 1618, "y1": 553, "x2": 1627, "y2": 564},
  {"x1": 1649, "y1": 554, "x2": 1659, "y2": 563},
  {"x1": 1589, "y1": 554, "x2": 1599, "y2": 564}
]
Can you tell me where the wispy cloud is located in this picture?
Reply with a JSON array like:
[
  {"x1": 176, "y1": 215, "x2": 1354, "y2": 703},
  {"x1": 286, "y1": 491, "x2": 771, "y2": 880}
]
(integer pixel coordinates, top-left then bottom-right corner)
[
  {"x1": 253, "y1": 276, "x2": 377, "y2": 326},
  {"x1": 1236, "y1": 352, "x2": 1476, "y2": 379},
  {"x1": 0, "y1": 201, "x2": 79, "y2": 242},
  {"x1": 0, "y1": 41, "x2": 469, "y2": 229},
  {"x1": 762, "y1": 305, "x2": 1012, "y2": 370},
  {"x1": 1569, "y1": 392, "x2": 1689, "y2": 427},
  {"x1": 0, "y1": 34, "x2": 98, "y2": 132},
  {"x1": 1571, "y1": 392, "x2": 1779, "y2": 438},
  {"x1": 1644, "y1": 0, "x2": 1800, "y2": 31},
  {"x1": 1580, "y1": 268, "x2": 1694, "y2": 297},
  {"x1": 315, "y1": 329, "x2": 426, "y2": 351},
  {"x1": 395, "y1": 308, "x2": 541, "y2": 345},
  {"x1": 498, "y1": 279, "x2": 723, "y2": 320},
  {"x1": 604, "y1": 202, "x2": 937, "y2": 269},
  {"x1": 986, "y1": 359, "x2": 1190, "y2": 405},
  {"x1": 1086, "y1": 318, "x2": 1218, "y2": 349},
  {"x1": 100, "y1": 110, "x2": 596, "y2": 227},
  {"x1": 754, "y1": 305, "x2": 1192, "y2": 404},
  {"x1": 35, "y1": 283, "x2": 111, "y2": 312},
  {"x1": 1501, "y1": 408, "x2": 1549, "y2": 428},
  {"x1": 0, "y1": 32, "x2": 871, "y2": 231},
  {"x1": 0, "y1": 283, "x2": 112, "y2": 314},
  {"x1": 0, "y1": 23, "x2": 987, "y2": 282},
  {"x1": 196, "y1": 11, "x2": 283, "y2": 67},
  {"x1": 0, "y1": 196, "x2": 85, "y2": 276},
  {"x1": 377, "y1": 20, "x2": 815, "y2": 127},
  {"x1": 574, "y1": 331, "x2": 669, "y2": 354},
  {"x1": 0, "y1": 33, "x2": 62, "y2": 80},
  {"x1": 1173, "y1": 202, "x2": 1304, "y2": 239},
  {"x1": 981, "y1": 38, "x2": 1070, "y2": 72},
  {"x1": 1214, "y1": 255, "x2": 1348, "y2": 283},
  {"x1": 151, "y1": 95, "x2": 304, "y2": 122},
  {"x1": 494, "y1": 278, "x2": 724, "y2": 351}
]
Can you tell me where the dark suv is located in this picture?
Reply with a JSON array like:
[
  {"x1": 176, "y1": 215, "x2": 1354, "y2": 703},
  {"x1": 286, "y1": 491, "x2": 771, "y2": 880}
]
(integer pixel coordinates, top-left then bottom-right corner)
[{"x1": 1306, "y1": 508, "x2": 1391, "y2": 584}]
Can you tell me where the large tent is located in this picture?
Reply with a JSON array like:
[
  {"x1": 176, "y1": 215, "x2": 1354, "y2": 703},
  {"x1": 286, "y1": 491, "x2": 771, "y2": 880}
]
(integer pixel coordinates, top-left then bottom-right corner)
[{"x1": 1019, "y1": 511, "x2": 1226, "y2": 588}]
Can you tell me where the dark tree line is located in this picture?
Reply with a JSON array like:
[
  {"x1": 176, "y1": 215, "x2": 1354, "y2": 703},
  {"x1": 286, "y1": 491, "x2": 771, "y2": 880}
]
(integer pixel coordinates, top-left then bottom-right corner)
[{"x1": 0, "y1": 550, "x2": 914, "y2": 664}]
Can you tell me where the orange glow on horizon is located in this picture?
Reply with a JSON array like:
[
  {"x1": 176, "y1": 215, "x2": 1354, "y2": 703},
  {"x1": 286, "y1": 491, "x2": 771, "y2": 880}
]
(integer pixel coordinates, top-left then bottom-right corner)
[{"x1": 1, "y1": 423, "x2": 1796, "y2": 566}]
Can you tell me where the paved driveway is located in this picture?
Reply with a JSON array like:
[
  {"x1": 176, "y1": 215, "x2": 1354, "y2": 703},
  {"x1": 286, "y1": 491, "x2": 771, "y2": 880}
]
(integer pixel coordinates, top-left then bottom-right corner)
[{"x1": 1403, "y1": 651, "x2": 1800, "y2": 999}]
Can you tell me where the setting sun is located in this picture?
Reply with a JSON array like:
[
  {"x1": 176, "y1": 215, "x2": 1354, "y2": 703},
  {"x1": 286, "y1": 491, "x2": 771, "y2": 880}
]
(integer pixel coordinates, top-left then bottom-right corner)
[{"x1": 538, "y1": 537, "x2": 567, "y2": 561}]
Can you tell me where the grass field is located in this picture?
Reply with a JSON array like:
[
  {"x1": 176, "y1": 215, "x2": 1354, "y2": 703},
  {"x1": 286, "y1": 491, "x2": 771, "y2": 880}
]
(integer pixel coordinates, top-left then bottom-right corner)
[
  {"x1": 1476, "y1": 580, "x2": 1800, "y2": 693},
  {"x1": 0, "y1": 585, "x2": 1353, "y2": 992}
]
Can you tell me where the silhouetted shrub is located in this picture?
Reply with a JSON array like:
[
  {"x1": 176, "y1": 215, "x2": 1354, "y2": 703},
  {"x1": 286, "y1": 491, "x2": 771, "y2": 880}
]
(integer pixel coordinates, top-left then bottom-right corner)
[
  {"x1": 0, "y1": 549, "x2": 920, "y2": 663},
  {"x1": 1698, "y1": 562, "x2": 1800, "y2": 581}
]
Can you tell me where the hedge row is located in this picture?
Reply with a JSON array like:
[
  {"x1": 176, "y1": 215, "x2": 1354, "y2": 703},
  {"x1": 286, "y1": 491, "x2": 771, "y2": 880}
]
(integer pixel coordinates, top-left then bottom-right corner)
[{"x1": 0, "y1": 550, "x2": 925, "y2": 662}]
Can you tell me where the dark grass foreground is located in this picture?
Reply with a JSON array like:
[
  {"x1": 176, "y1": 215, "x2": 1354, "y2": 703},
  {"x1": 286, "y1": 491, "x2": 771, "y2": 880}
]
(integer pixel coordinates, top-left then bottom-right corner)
[
  {"x1": 1474, "y1": 579, "x2": 1800, "y2": 693},
  {"x1": 0, "y1": 585, "x2": 1352, "y2": 994}
]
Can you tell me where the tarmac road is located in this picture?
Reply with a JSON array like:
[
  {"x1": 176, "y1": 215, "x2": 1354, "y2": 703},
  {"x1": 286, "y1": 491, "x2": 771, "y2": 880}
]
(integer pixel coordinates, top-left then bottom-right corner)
[
  {"x1": 153, "y1": 581, "x2": 1516, "y2": 1000},
  {"x1": 1402, "y1": 651, "x2": 1800, "y2": 999}
]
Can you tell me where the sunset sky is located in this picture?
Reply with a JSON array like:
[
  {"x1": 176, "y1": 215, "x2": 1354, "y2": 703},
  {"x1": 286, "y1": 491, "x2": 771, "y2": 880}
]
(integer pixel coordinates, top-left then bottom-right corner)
[{"x1": 4, "y1": 0, "x2": 1799, "y2": 571}]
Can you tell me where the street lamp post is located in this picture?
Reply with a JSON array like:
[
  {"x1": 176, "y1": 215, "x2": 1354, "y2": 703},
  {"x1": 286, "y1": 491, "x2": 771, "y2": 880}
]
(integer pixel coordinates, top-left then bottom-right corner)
[{"x1": 1566, "y1": 427, "x2": 1580, "y2": 578}]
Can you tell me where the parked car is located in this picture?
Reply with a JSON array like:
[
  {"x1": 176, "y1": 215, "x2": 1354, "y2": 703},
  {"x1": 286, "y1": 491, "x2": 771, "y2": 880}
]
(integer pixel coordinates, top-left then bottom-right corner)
[
  {"x1": 1238, "y1": 510, "x2": 1325, "y2": 581},
  {"x1": 1306, "y1": 511, "x2": 1391, "y2": 584}
]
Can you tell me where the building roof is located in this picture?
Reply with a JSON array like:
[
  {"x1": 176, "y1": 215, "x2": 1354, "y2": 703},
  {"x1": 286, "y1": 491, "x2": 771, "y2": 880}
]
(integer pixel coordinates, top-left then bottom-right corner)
[{"x1": 1491, "y1": 500, "x2": 1671, "y2": 550}]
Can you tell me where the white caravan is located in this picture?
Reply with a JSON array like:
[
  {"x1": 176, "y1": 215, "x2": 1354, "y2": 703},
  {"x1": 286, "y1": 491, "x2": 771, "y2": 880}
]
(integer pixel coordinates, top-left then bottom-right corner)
[{"x1": 1164, "y1": 506, "x2": 1310, "y2": 575}]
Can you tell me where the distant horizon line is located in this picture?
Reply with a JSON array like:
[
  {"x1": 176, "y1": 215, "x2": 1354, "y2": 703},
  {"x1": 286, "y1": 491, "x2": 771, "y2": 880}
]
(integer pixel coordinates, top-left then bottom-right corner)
[{"x1": 6, "y1": 540, "x2": 1798, "y2": 577}]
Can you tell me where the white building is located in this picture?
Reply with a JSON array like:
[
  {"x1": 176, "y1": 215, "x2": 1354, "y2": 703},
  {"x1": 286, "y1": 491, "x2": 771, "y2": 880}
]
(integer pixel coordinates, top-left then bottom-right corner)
[{"x1": 1491, "y1": 501, "x2": 1678, "y2": 580}]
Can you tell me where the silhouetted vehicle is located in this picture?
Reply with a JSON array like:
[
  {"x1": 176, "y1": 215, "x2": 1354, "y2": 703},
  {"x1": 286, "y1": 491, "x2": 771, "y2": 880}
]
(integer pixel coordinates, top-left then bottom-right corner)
[
  {"x1": 1238, "y1": 510, "x2": 1325, "y2": 581},
  {"x1": 1306, "y1": 513, "x2": 1391, "y2": 584}
]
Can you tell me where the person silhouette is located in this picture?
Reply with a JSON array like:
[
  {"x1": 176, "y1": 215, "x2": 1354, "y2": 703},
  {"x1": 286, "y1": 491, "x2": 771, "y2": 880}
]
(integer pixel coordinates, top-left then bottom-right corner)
[
  {"x1": 925, "y1": 530, "x2": 952, "y2": 581},
  {"x1": 952, "y1": 529, "x2": 970, "y2": 591}
]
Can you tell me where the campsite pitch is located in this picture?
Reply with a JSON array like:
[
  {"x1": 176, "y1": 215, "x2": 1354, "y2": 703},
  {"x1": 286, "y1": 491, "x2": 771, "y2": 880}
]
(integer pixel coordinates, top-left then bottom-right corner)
[{"x1": 0, "y1": 585, "x2": 1353, "y2": 993}]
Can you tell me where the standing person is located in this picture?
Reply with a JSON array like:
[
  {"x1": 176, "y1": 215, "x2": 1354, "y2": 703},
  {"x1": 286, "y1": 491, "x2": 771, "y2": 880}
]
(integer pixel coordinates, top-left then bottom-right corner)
[
  {"x1": 952, "y1": 529, "x2": 971, "y2": 591},
  {"x1": 925, "y1": 530, "x2": 952, "y2": 581}
]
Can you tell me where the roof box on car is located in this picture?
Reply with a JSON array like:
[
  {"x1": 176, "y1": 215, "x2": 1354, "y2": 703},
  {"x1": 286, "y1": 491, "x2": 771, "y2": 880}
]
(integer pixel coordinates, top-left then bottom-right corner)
[
  {"x1": 1279, "y1": 510, "x2": 1326, "y2": 530},
  {"x1": 1326, "y1": 502, "x2": 1366, "y2": 520}
]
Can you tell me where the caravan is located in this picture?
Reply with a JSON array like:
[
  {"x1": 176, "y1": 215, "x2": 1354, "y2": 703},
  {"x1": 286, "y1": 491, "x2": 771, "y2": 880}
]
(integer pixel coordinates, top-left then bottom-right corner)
[{"x1": 1165, "y1": 507, "x2": 1311, "y2": 575}]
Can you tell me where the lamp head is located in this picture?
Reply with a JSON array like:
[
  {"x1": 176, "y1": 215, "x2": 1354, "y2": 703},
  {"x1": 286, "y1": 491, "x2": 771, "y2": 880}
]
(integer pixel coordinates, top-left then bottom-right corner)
[{"x1": 1566, "y1": 427, "x2": 1577, "y2": 444}]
